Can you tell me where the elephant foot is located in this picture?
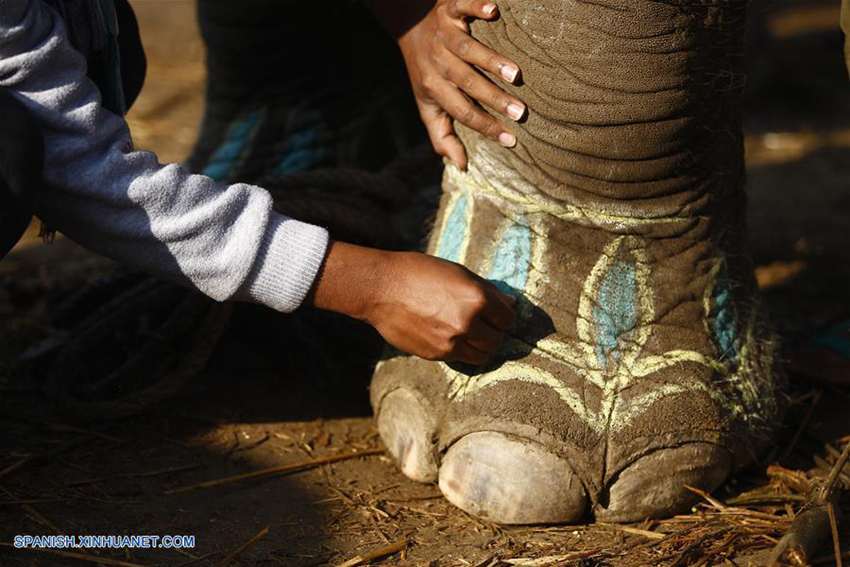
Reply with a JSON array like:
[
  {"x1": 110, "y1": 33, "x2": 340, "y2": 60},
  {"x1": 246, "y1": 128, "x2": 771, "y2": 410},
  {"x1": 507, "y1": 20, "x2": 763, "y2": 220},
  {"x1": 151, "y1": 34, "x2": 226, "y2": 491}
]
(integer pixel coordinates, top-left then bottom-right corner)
[
  {"x1": 378, "y1": 389, "x2": 587, "y2": 523},
  {"x1": 379, "y1": 381, "x2": 734, "y2": 524},
  {"x1": 370, "y1": 159, "x2": 783, "y2": 524},
  {"x1": 594, "y1": 443, "x2": 732, "y2": 522},
  {"x1": 439, "y1": 432, "x2": 587, "y2": 524}
]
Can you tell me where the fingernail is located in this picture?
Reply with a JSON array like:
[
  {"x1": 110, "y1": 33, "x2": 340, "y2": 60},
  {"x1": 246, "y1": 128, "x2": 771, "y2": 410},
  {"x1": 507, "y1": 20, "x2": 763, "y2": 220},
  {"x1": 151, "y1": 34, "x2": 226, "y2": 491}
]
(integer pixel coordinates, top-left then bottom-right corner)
[
  {"x1": 498, "y1": 132, "x2": 516, "y2": 147},
  {"x1": 500, "y1": 64, "x2": 518, "y2": 83},
  {"x1": 506, "y1": 102, "x2": 524, "y2": 121},
  {"x1": 483, "y1": 3, "x2": 497, "y2": 16}
]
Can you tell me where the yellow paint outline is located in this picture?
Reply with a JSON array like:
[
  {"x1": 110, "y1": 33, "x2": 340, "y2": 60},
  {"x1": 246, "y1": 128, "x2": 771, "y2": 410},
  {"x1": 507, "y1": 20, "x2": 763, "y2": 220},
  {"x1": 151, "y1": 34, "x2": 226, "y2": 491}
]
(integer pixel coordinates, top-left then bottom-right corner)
[
  {"x1": 445, "y1": 153, "x2": 693, "y2": 230},
  {"x1": 434, "y1": 234, "x2": 766, "y2": 434},
  {"x1": 419, "y1": 148, "x2": 777, "y2": 436}
]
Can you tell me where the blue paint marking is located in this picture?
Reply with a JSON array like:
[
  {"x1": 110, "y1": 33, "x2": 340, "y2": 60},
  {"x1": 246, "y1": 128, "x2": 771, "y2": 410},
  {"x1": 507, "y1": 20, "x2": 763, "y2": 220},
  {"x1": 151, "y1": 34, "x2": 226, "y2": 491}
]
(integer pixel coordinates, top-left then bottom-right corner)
[
  {"x1": 593, "y1": 261, "x2": 638, "y2": 367},
  {"x1": 436, "y1": 193, "x2": 469, "y2": 263},
  {"x1": 487, "y1": 220, "x2": 531, "y2": 297},
  {"x1": 711, "y1": 272, "x2": 740, "y2": 363},
  {"x1": 202, "y1": 109, "x2": 263, "y2": 182}
]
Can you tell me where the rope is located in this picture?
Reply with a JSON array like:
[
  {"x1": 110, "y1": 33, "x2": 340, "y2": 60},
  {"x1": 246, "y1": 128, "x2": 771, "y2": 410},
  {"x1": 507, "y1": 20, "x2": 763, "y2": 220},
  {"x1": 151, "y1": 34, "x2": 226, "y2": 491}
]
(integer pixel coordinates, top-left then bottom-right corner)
[
  {"x1": 262, "y1": 144, "x2": 442, "y2": 248},
  {"x1": 46, "y1": 280, "x2": 232, "y2": 420},
  {"x1": 43, "y1": 145, "x2": 442, "y2": 420}
]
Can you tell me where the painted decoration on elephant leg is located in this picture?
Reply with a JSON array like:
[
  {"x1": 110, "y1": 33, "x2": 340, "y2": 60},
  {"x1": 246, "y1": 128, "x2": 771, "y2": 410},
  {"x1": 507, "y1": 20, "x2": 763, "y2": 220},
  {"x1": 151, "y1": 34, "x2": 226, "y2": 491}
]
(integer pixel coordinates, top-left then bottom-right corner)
[
  {"x1": 578, "y1": 236, "x2": 653, "y2": 375},
  {"x1": 423, "y1": 164, "x2": 767, "y2": 434},
  {"x1": 592, "y1": 261, "x2": 638, "y2": 368},
  {"x1": 441, "y1": 235, "x2": 733, "y2": 435},
  {"x1": 435, "y1": 190, "x2": 472, "y2": 265},
  {"x1": 486, "y1": 217, "x2": 532, "y2": 297}
]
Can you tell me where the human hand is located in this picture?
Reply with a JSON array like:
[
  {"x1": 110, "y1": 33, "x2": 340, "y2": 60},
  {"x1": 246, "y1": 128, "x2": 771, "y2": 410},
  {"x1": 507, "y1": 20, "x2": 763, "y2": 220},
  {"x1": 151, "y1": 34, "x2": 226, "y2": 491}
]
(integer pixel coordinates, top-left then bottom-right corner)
[
  {"x1": 310, "y1": 241, "x2": 517, "y2": 364},
  {"x1": 397, "y1": 0, "x2": 525, "y2": 169}
]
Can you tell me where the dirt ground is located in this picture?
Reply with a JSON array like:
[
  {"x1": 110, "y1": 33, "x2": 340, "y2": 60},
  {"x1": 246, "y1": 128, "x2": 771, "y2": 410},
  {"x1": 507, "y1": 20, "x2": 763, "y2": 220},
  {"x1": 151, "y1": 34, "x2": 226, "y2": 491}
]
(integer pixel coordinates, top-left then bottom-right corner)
[{"x1": 1, "y1": 0, "x2": 849, "y2": 565}]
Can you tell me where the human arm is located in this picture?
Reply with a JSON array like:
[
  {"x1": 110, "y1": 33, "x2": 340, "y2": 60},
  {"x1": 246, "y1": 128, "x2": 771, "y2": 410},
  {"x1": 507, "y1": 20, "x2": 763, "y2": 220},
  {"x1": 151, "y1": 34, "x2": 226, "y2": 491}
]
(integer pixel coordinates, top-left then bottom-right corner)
[
  {"x1": 0, "y1": 0, "x2": 327, "y2": 312},
  {"x1": 311, "y1": 241, "x2": 517, "y2": 364},
  {"x1": 0, "y1": 0, "x2": 515, "y2": 362},
  {"x1": 0, "y1": 0, "x2": 515, "y2": 363},
  {"x1": 364, "y1": 0, "x2": 525, "y2": 169}
]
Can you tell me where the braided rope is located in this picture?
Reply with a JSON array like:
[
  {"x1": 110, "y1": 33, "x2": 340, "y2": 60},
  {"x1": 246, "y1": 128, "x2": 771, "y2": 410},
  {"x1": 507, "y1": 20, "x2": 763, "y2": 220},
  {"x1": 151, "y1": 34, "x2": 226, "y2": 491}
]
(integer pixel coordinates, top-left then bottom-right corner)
[
  {"x1": 44, "y1": 145, "x2": 442, "y2": 420},
  {"x1": 264, "y1": 144, "x2": 441, "y2": 248},
  {"x1": 47, "y1": 280, "x2": 233, "y2": 420}
]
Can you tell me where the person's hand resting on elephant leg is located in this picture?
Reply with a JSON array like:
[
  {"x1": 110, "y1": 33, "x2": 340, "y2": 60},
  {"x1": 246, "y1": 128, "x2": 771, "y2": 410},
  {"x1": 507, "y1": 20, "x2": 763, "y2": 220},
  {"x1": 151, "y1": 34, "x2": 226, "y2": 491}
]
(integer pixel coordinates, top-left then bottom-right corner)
[
  {"x1": 399, "y1": 0, "x2": 526, "y2": 167},
  {"x1": 365, "y1": 0, "x2": 525, "y2": 169},
  {"x1": 310, "y1": 241, "x2": 517, "y2": 364}
]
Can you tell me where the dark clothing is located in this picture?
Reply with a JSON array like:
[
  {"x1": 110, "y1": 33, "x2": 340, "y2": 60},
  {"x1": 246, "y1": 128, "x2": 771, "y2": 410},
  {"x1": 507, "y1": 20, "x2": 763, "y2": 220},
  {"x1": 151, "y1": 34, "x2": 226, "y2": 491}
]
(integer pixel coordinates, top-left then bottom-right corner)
[
  {"x1": 43, "y1": 0, "x2": 146, "y2": 115},
  {"x1": 104, "y1": 0, "x2": 147, "y2": 112},
  {"x1": 841, "y1": 0, "x2": 850, "y2": 75},
  {"x1": 186, "y1": 0, "x2": 426, "y2": 183},
  {"x1": 0, "y1": 0, "x2": 145, "y2": 260},
  {"x1": 0, "y1": 89, "x2": 44, "y2": 258}
]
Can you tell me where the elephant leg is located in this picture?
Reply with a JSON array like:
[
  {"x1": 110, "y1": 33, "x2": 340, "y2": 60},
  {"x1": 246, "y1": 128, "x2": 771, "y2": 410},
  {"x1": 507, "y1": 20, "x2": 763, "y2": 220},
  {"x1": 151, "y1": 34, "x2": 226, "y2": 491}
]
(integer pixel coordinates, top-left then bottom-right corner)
[{"x1": 371, "y1": 0, "x2": 784, "y2": 524}]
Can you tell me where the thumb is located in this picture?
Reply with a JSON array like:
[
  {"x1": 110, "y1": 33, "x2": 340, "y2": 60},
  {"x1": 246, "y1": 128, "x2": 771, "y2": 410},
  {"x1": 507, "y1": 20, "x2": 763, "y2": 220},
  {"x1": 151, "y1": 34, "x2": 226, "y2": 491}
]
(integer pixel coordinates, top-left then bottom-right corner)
[
  {"x1": 501, "y1": 292, "x2": 518, "y2": 306},
  {"x1": 480, "y1": 278, "x2": 518, "y2": 306}
]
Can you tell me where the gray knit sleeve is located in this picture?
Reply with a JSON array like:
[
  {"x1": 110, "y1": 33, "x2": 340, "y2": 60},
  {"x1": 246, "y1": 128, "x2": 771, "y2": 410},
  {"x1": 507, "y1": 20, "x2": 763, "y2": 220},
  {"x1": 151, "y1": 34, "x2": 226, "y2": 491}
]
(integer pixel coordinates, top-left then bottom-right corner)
[
  {"x1": 0, "y1": 0, "x2": 329, "y2": 312},
  {"x1": 236, "y1": 213, "x2": 330, "y2": 312}
]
